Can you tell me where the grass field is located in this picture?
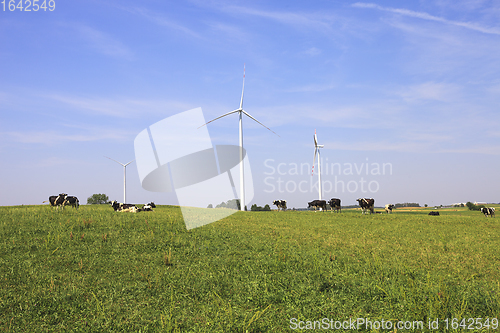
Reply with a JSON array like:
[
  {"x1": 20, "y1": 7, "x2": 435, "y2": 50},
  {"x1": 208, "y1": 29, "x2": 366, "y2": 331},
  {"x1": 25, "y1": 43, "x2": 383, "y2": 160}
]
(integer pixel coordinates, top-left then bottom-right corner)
[{"x1": 0, "y1": 204, "x2": 499, "y2": 332}]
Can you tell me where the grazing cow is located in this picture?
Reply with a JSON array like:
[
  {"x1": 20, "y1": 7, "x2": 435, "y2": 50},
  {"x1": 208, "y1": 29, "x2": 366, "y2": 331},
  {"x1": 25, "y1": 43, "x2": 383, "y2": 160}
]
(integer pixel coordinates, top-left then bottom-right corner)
[
  {"x1": 356, "y1": 198, "x2": 375, "y2": 214},
  {"x1": 428, "y1": 211, "x2": 440, "y2": 216},
  {"x1": 43, "y1": 193, "x2": 68, "y2": 210},
  {"x1": 328, "y1": 198, "x2": 341, "y2": 213},
  {"x1": 273, "y1": 200, "x2": 287, "y2": 211},
  {"x1": 480, "y1": 207, "x2": 495, "y2": 217},
  {"x1": 110, "y1": 200, "x2": 139, "y2": 213},
  {"x1": 63, "y1": 196, "x2": 79, "y2": 209},
  {"x1": 141, "y1": 202, "x2": 156, "y2": 212},
  {"x1": 385, "y1": 204, "x2": 394, "y2": 214},
  {"x1": 308, "y1": 200, "x2": 327, "y2": 211}
]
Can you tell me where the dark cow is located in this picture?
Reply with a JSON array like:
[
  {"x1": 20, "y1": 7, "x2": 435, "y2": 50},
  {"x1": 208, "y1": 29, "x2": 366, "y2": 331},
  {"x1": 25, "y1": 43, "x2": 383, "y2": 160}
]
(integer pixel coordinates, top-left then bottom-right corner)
[
  {"x1": 110, "y1": 200, "x2": 139, "y2": 213},
  {"x1": 63, "y1": 196, "x2": 79, "y2": 209},
  {"x1": 308, "y1": 200, "x2": 327, "y2": 211},
  {"x1": 385, "y1": 204, "x2": 394, "y2": 214},
  {"x1": 273, "y1": 200, "x2": 287, "y2": 211},
  {"x1": 356, "y1": 198, "x2": 375, "y2": 214},
  {"x1": 328, "y1": 198, "x2": 341, "y2": 213},
  {"x1": 428, "y1": 211, "x2": 440, "y2": 216},
  {"x1": 140, "y1": 202, "x2": 156, "y2": 212},
  {"x1": 480, "y1": 207, "x2": 495, "y2": 217},
  {"x1": 43, "y1": 193, "x2": 68, "y2": 210}
]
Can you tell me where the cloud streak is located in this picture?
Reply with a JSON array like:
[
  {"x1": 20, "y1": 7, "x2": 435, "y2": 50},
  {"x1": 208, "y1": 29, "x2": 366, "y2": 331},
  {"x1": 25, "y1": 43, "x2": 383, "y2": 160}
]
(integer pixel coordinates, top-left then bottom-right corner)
[
  {"x1": 43, "y1": 93, "x2": 191, "y2": 118},
  {"x1": 75, "y1": 24, "x2": 134, "y2": 59},
  {"x1": 352, "y1": 2, "x2": 500, "y2": 35}
]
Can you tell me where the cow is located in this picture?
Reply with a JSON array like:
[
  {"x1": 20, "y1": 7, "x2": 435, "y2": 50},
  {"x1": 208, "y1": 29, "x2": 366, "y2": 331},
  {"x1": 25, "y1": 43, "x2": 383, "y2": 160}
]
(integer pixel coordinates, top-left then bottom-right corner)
[
  {"x1": 43, "y1": 193, "x2": 68, "y2": 210},
  {"x1": 385, "y1": 204, "x2": 394, "y2": 214},
  {"x1": 356, "y1": 198, "x2": 375, "y2": 214},
  {"x1": 140, "y1": 202, "x2": 156, "y2": 212},
  {"x1": 110, "y1": 200, "x2": 139, "y2": 213},
  {"x1": 63, "y1": 196, "x2": 79, "y2": 209},
  {"x1": 328, "y1": 198, "x2": 341, "y2": 213},
  {"x1": 480, "y1": 207, "x2": 495, "y2": 217},
  {"x1": 428, "y1": 211, "x2": 440, "y2": 216},
  {"x1": 273, "y1": 200, "x2": 287, "y2": 211},
  {"x1": 308, "y1": 200, "x2": 327, "y2": 211}
]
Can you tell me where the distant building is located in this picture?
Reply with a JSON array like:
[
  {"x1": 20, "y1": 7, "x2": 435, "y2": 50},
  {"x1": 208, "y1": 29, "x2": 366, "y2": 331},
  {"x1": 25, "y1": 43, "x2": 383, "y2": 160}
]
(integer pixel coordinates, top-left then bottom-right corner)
[{"x1": 474, "y1": 201, "x2": 487, "y2": 205}]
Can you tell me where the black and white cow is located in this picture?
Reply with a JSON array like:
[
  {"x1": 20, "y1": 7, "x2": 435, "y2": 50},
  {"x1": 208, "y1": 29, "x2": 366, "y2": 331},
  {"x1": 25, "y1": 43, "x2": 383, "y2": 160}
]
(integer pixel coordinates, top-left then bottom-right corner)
[
  {"x1": 385, "y1": 204, "x2": 394, "y2": 214},
  {"x1": 273, "y1": 200, "x2": 287, "y2": 211},
  {"x1": 44, "y1": 193, "x2": 68, "y2": 210},
  {"x1": 308, "y1": 200, "x2": 327, "y2": 211},
  {"x1": 328, "y1": 198, "x2": 341, "y2": 213},
  {"x1": 140, "y1": 202, "x2": 156, "y2": 212},
  {"x1": 356, "y1": 198, "x2": 375, "y2": 214},
  {"x1": 480, "y1": 207, "x2": 495, "y2": 217},
  {"x1": 110, "y1": 200, "x2": 139, "y2": 213},
  {"x1": 63, "y1": 196, "x2": 79, "y2": 209},
  {"x1": 428, "y1": 211, "x2": 440, "y2": 216}
]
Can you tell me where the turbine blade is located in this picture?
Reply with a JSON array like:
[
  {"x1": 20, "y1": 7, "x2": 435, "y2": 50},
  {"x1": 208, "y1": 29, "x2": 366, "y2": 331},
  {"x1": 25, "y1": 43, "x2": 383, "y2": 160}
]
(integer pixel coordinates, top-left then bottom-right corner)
[
  {"x1": 124, "y1": 160, "x2": 135, "y2": 167},
  {"x1": 197, "y1": 110, "x2": 240, "y2": 129},
  {"x1": 239, "y1": 63, "x2": 245, "y2": 110},
  {"x1": 105, "y1": 156, "x2": 125, "y2": 166},
  {"x1": 314, "y1": 132, "x2": 318, "y2": 147},
  {"x1": 312, "y1": 148, "x2": 317, "y2": 176},
  {"x1": 241, "y1": 110, "x2": 280, "y2": 137}
]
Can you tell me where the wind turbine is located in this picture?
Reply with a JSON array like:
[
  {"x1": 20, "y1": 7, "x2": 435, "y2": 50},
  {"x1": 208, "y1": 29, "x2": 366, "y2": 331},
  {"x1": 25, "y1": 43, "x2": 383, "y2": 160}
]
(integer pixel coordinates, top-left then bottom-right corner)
[
  {"x1": 312, "y1": 130, "x2": 324, "y2": 201},
  {"x1": 199, "y1": 65, "x2": 278, "y2": 211},
  {"x1": 105, "y1": 156, "x2": 134, "y2": 203}
]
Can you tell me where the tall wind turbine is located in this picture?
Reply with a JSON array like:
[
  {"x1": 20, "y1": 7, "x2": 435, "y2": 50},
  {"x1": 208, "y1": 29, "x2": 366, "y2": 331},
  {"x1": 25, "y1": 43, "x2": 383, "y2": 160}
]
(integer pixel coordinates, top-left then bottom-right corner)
[
  {"x1": 105, "y1": 156, "x2": 134, "y2": 203},
  {"x1": 199, "y1": 65, "x2": 278, "y2": 211},
  {"x1": 312, "y1": 130, "x2": 324, "y2": 201}
]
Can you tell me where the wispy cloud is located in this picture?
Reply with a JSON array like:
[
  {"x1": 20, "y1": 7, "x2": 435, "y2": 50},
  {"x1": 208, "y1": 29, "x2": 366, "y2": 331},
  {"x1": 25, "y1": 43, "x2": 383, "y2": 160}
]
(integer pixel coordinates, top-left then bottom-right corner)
[
  {"x1": 121, "y1": 7, "x2": 201, "y2": 39},
  {"x1": 4, "y1": 128, "x2": 132, "y2": 145},
  {"x1": 303, "y1": 47, "x2": 322, "y2": 56},
  {"x1": 42, "y1": 93, "x2": 191, "y2": 118},
  {"x1": 395, "y1": 82, "x2": 462, "y2": 103},
  {"x1": 223, "y1": 6, "x2": 335, "y2": 34},
  {"x1": 74, "y1": 24, "x2": 133, "y2": 59},
  {"x1": 352, "y1": 2, "x2": 500, "y2": 35},
  {"x1": 285, "y1": 83, "x2": 336, "y2": 93}
]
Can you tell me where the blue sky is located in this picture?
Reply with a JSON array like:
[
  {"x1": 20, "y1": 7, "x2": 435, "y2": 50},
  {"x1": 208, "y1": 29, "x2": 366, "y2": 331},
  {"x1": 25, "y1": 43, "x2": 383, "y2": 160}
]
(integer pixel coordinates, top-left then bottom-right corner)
[{"x1": 1, "y1": 0, "x2": 499, "y2": 208}]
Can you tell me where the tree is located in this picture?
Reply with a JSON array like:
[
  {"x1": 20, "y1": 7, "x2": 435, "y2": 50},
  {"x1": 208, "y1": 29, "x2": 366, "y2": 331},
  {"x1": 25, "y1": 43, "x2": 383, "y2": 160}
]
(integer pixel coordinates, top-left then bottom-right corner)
[
  {"x1": 466, "y1": 201, "x2": 485, "y2": 211},
  {"x1": 87, "y1": 193, "x2": 109, "y2": 205},
  {"x1": 263, "y1": 204, "x2": 271, "y2": 211},
  {"x1": 207, "y1": 204, "x2": 213, "y2": 208}
]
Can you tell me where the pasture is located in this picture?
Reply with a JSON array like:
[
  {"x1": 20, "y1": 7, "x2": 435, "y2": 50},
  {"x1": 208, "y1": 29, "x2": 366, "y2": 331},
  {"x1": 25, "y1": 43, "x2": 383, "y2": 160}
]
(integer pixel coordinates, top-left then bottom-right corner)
[{"x1": 0, "y1": 205, "x2": 499, "y2": 332}]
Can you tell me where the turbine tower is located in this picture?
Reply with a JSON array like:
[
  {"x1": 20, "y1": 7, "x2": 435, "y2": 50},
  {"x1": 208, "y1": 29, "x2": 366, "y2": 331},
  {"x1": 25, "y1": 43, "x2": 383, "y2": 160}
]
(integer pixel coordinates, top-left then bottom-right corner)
[
  {"x1": 312, "y1": 130, "x2": 324, "y2": 201},
  {"x1": 199, "y1": 65, "x2": 278, "y2": 211},
  {"x1": 105, "y1": 156, "x2": 134, "y2": 203}
]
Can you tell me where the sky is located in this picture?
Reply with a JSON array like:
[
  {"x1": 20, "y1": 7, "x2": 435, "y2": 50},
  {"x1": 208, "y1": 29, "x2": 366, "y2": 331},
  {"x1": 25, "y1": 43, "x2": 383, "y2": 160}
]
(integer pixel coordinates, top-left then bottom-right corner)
[{"x1": 1, "y1": 0, "x2": 500, "y2": 209}]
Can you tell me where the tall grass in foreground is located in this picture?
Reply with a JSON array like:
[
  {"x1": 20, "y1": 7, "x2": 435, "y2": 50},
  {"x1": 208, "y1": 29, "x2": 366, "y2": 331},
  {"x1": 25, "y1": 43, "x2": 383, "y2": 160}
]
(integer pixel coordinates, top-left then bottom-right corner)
[{"x1": 0, "y1": 205, "x2": 498, "y2": 332}]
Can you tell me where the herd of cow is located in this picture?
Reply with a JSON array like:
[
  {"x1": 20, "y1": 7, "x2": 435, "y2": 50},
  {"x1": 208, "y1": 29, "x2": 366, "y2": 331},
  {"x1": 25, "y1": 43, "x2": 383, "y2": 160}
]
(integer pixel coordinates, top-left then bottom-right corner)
[
  {"x1": 273, "y1": 197, "x2": 393, "y2": 214},
  {"x1": 44, "y1": 194, "x2": 496, "y2": 217},
  {"x1": 43, "y1": 193, "x2": 156, "y2": 213},
  {"x1": 305, "y1": 198, "x2": 394, "y2": 214},
  {"x1": 43, "y1": 193, "x2": 80, "y2": 210},
  {"x1": 110, "y1": 200, "x2": 156, "y2": 213}
]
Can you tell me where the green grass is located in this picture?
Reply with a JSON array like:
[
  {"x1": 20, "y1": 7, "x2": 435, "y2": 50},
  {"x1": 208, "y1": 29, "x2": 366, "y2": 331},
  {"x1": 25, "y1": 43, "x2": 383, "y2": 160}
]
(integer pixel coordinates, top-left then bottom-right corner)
[{"x1": 0, "y1": 205, "x2": 499, "y2": 332}]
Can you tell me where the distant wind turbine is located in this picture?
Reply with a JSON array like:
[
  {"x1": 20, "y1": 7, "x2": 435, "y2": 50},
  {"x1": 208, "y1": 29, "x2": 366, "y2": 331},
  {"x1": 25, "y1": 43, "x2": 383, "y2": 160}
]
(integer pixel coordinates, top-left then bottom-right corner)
[
  {"x1": 199, "y1": 65, "x2": 279, "y2": 211},
  {"x1": 105, "y1": 156, "x2": 134, "y2": 203},
  {"x1": 312, "y1": 130, "x2": 324, "y2": 201}
]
